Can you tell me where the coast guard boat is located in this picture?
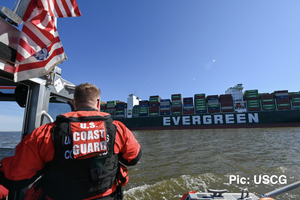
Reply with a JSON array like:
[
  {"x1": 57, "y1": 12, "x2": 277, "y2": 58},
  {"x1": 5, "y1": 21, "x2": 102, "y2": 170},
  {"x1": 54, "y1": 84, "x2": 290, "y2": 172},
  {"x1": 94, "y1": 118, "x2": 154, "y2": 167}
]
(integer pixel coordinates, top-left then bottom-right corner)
[
  {"x1": 181, "y1": 179, "x2": 300, "y2": 200},
  {"x1": 0, "y1": 1, "x2": 75, "y2": 198}
]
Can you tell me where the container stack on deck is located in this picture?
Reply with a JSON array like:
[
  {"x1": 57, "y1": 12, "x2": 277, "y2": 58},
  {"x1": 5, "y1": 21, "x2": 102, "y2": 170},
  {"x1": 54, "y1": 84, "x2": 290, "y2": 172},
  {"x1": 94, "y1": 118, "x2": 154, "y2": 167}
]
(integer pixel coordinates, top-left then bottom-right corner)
[
  {"x1": 220, "y1": 94, "x2": 234, "y2": 112},
  {"x1": 106, "y1": 101, "x2": 117, "y2": 117},
  {"x1": 115, "y1": 102, "x2": 126, "y2": 118},
  {"x1": 194, "y1": 94, "x2": 207, "y2": 113},
  {"x1": 183, "y1": 97, "x2": 194, "y2": 114},
  {"x1": 102, "y1": 85, "x2": 300, "y2": 119},
  {"x1": 160, "y1": 99, "x2": 171, "y2": 115},
  {"x1": 260, "y1": 93, "x2": 275, "y2": 110},
  {"x1": 290, "y1": 92, "x2": 300, "y2": 109},
  {"x1": 100, "y1": 102, "x2": 106, "y2": 112},
  {"x1": 244, "y1": 90, "x2": 260, "y2": 111},
  {"x1": 171, "y1": 94, "x2": 182, "y2": 115},
  {"x1": 139, "y1": 100, "x2": 149, "y2": 116},
  {"x1": 207, "y1": 95, "x2": 220, "y2": 113},
  {"x1": 132, "y1": 105, "x2": 139, "y2": 117},
  {"x1": 274, "y1": 90, "x2": 290, "y2": 110},
  {"x1": 149, "y1": 96, "x2": 161, "y2": 116}
]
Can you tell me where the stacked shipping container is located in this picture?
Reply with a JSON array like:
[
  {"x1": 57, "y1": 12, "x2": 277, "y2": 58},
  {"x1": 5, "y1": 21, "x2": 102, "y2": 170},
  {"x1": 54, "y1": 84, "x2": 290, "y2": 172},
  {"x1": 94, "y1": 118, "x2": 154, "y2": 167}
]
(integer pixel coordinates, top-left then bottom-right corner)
[
  {"x1": 115, "y1": 102, "x2": 126, "y2": 118},
  {"x1": 149, "y1": 96, "x2": 161, "y2": 116},
  {"x1": 194, "y1": 94, "x2": 207, "y2": 113},
  {"x1": 220, "y1": 94, "x2": 234, "y2": 112},
  {"x1": 244, "y1": 90, "x2": 260, "y2": 111},
  {"x1": 290, "y1": 92, "x2": 300, "y2": 109},
  {"x1": 139, "y1": 100, "x2": 149, "y2": 116},
  {"x1": 183, "y1": 97, "x2": 194, "y2": 114},
  {"x1": 100, "y1": 102, "x2": 106, "y2": 112},
  {"x1": 207, "y1": 95, "x2": 220, "y2": 113},
  {"x1": 106, "y1": 101, "x2": 117, "y2": 117},
  {"x1": 160, "y1": 99, "x2": 171, "y2": 115},
  {"x1": 171, "y1": 94, "x2": 182, "y2": 115},
  {"x1": 274, "y1": 90, "x2": 290, "y2": 110},
  {"x1": 260, "y1": 94, "x2": 275, "y2": 110},
  {"x1": 132, "y1": 105, "x2": 139, "y2": 117},
  {"x1": 102, "y1": 87, "x2": 300, "y2": 119}
]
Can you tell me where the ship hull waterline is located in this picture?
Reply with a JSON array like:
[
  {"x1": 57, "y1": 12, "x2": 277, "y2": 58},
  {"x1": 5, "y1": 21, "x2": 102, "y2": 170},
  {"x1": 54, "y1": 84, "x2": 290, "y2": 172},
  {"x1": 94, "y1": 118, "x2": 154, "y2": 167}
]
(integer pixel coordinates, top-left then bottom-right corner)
[{"x1": 116, "y1": 110, "x2": 300, "y2": 130}]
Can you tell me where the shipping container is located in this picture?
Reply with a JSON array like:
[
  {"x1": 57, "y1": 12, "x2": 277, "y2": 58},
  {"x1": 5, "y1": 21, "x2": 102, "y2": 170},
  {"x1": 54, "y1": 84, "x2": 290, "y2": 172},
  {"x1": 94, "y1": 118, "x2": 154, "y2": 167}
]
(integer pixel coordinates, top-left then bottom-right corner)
[
  {"x1": 260, "y1": 94, "x2": 274, "y2": 99},
  {"x1": 262, "y1": 104, "x2": 276, "y2": 110},
  {"x1": 194, "y1": 93, "x2": 205, "y2": 99}
]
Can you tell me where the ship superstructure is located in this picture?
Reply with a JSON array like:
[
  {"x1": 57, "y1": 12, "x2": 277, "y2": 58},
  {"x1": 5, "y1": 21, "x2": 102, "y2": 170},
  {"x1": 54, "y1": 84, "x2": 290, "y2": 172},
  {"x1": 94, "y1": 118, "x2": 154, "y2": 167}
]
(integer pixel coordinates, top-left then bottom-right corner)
[{"x1": 225, "y1": 84, "x2": 246, "y2": 112}]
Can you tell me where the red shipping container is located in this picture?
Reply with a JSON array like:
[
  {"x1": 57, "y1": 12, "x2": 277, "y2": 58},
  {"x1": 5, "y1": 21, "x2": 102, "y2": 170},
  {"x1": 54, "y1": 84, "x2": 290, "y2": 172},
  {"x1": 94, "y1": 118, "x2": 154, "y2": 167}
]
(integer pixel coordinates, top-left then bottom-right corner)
[
  {"x1": 207, "y1": 95, "x2": 218, "y2": 99},
  {"x1": 172, "y1": 107, "x2": 182, "y2": 111},
  {"x1": 260, "y1": 94, "x2": 274, "y2": 99},
  {"x1": 248, "y1": 107, "x2": 261, "y2": 111},
  {"x1": 219, "y1": 94, "x2": 232, "y2": 100},
  {"x1": 290, "y1": 94, "x2": 300, "y2": 98},
  {"x1": 208, "y1": 109, "x2": 220, "y2": 113},
  {"x1": 274, "y1": 90, "x2": 288, "y2": 93},
  {"x1": 278, "y1": 106, "x2": 291, "y2": 110},
  {"x1": 262, "y1": 101, "x2": 275, "y2": 105},
  {"x1": 183, "y1": 111, "x2": 194, "y2": 114},
  {"x1": 139, "y1": 101, "x2": 149, "y2": 105},
  {"x1": 221, "y1": 101, "x2": 233, "y2": 106},
  {"x1": 221, "y1": 109, "x2": 234, "y2": 112},
  {"x1": 276, "y1": 99, "x2": 290, "y2": 104},
  {"x1": 149, "y1": 108, "x2": 159, "y2": 112}
]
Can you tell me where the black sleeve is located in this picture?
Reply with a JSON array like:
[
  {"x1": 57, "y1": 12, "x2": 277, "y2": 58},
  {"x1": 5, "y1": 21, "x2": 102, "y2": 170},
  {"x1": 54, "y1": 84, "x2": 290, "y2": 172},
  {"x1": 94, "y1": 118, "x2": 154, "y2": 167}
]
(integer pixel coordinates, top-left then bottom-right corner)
[
  {"x1": 118, "y1": 148, "x2": 142, "y2": 166},
  {"x1": 0, "y1": 169, "x2": 43, "y2": 190}
]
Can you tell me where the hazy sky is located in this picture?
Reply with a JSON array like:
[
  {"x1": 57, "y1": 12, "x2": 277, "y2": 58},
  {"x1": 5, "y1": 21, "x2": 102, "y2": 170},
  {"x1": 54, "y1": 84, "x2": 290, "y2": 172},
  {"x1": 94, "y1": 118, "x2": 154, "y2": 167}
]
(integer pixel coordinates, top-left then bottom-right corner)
[{"x1": 1, "y1": 0, "x2": 300, "y2": 131}]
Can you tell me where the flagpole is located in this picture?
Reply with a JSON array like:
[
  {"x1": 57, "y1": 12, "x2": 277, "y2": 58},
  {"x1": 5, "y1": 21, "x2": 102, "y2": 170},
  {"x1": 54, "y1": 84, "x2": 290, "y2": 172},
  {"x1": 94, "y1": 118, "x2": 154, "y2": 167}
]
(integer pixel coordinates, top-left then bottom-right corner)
[{"x1": 12, "y1": 0, "x2": 23, "y2": 13}]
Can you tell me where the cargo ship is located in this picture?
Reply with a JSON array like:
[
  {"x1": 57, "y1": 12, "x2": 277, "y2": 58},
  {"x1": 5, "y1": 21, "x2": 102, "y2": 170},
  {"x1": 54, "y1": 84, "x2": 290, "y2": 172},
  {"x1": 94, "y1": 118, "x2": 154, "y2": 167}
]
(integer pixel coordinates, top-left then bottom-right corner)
[{"x1": 100, "y1": 84, "x2": 300, "y2": 130}]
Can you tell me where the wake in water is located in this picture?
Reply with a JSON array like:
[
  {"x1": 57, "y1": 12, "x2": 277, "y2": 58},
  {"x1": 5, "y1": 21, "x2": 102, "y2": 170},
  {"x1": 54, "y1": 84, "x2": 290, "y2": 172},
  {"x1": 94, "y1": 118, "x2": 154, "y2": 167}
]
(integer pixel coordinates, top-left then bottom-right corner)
[{"x1": 124, "y1": 171, "x2": 298, "y2": 200}]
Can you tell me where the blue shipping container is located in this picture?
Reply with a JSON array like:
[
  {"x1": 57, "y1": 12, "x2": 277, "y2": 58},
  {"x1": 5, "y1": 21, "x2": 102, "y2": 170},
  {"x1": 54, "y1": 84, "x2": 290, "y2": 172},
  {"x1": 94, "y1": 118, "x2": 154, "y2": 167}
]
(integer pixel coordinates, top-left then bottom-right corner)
[
  {"x1": 183, "y1": 98, "x2": 193, "y2": 102},
  {"x1": 183, "y1": 104, "x2": 193, "y2": 107},
  {"x1": 208, "y1": 107, "x2": 220, "y2": 110},
  {"x1": 183, "y1": 108, "x2": 194, "y2": 112},
  {"x1": 207, "y1": 97, "x2": 219, "y2": 101},
  {"x1": 160, "y1": 105, "x2": 170, "y2": 108},
  {"x1": 150, "y1": 103, "x2": 160, "y2": 107}
]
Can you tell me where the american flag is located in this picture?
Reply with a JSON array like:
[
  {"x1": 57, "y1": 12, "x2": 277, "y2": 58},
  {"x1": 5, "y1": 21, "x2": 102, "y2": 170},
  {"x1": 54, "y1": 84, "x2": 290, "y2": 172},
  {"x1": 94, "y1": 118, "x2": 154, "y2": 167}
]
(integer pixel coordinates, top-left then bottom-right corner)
[{"x1": 14, "y1": 0, "x2": 81, "y2": 82}]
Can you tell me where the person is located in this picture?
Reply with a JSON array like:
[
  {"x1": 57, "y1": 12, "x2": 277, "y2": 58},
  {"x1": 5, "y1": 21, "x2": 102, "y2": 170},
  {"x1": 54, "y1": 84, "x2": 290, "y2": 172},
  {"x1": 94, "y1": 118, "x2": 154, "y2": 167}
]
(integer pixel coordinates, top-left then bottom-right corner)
[{"x1": 0, "y1": 83, "x2": 142, "y2": 200}]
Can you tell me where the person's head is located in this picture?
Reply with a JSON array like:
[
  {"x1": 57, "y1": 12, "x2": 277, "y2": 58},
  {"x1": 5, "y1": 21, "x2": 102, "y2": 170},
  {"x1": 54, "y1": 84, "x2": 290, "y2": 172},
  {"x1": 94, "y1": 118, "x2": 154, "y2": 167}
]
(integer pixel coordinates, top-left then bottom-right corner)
[{"x1": 72, "y1": 83, "x2": 101, "y2": 110}]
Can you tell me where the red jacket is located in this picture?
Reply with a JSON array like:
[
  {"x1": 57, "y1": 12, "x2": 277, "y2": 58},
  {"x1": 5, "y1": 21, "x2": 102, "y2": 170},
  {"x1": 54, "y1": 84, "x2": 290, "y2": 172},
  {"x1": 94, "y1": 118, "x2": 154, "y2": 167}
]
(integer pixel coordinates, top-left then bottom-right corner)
[{"x1": 0, "y1": 111, "x2": 142, "y2": 199}]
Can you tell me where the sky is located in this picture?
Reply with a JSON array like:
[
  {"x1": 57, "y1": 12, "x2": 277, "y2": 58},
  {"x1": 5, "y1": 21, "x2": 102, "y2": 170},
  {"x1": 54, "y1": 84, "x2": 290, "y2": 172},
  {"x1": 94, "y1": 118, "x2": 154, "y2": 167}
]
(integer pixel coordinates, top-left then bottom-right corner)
[{"x1": 2, "y1": 0, "x2": 300, "y2": 103}]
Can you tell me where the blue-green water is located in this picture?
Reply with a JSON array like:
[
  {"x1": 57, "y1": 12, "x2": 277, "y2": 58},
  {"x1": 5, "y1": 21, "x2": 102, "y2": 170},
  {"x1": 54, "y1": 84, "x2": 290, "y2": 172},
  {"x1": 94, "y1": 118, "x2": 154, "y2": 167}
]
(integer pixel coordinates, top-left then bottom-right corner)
[{"x1": 1, "y1": 128, "x2": 300, "y2": 199}]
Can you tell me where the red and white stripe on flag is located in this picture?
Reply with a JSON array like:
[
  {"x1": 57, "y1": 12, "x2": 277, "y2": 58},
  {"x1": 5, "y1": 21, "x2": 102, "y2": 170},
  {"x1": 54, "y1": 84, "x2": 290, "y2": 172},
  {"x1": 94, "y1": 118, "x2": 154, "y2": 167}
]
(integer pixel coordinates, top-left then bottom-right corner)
[
  {"x1": 38, "y1": 0, "x2": 81, "y2": 18},
  {"x1": 14, "y1": 0, "x2": 81, "y2": 82}
]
